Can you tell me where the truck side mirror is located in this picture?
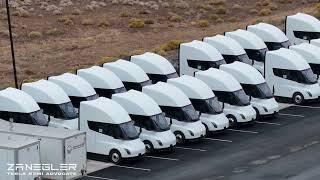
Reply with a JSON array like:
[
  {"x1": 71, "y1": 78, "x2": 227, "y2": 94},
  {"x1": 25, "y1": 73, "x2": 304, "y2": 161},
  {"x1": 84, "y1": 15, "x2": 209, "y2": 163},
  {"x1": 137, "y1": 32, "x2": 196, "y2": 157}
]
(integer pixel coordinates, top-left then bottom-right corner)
[{"x1": 170, "y1": 118, "x2": 173, "y2": 125}]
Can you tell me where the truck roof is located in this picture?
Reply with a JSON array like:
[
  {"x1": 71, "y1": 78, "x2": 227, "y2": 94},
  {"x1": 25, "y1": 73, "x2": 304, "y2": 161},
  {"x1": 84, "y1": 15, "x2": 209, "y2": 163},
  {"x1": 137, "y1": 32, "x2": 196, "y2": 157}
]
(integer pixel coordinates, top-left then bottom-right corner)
[
  {"x1": 0, "y1": 133, "x2": 39, "y2": 149},
  {"x1": 80, "y1": 97, "x2": 131, "y2": 124},
  {"x1": 0, "y1": 88, "x2": 40, "y2": 113},
  {"x1": 167, "y1": 75, "x2": 214, "y2": 100},
  {"x1": 203, "y1": 34, "x2": 246, "y2": 56},
  {"x1": 48, "y1": 73, "x2": 96, "y2": 97},
  {"x1": 142, "y1": 82, "x2": 191, "y2": 107},
  {"x1": 266, "y1": 48, "x2": 310, "y2": 70},
  {"x1": 112, "y1": 90, "x2": 162, "y2": 116},
  {"x1": 289, "y1": 43, "x2": 320, "y2": 64},
  {"x1": 286, "y1": 13, "x2": 320, "y2": 32},
  {"x1": 0, "y1": 120, "x2": 85, "y2": 139},
  {"x1": 220, "y1": 62, "x2": 265, "y2": 85},
  {"x1": 103, "y1": 60, "x2": 150, "y2": 83},
  {"x1": 225, "y1": 29, "x2": 267, "y2": 50},
  {"x1": 21, "y1": 80, "x2": 70, "y2": 105},
  {"x1": 195, "y1": 68, "x2": 242, "y2": 92},
  {"x1": 77, "y1": 66, "x2": 124, "y2": 89},
  {"x1": 131, "y1": 52, "x2": 176, "y2": 75},
  {"x1": 180, "y1": 40, "x2": 223, "y2": 62},
  {"x1": 247, "y1": 23, "x2": 288, "y2": 43}
]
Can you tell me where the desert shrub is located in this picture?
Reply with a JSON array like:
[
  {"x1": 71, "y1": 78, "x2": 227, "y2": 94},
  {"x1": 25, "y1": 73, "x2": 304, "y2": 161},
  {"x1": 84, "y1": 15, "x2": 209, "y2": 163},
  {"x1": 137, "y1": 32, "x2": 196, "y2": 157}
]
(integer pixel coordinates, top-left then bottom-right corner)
[
  {"x1": 197, "y1": 20, "x2": 209, "y2": 27},
  {"x1": 57, "y1": 16, "x2": 74, "y2": 25},
  {"x1": 72, "y1": 9, "x2": 81, "y2": 15},
  {"x1": 144, "y1": 19, "x2": 155, "y2": 24},
  {"x1": 98, "y1": 20, "x2": 110, "y2": 28},
  {"x1": 98, "y1": 56, "x2": 116, "y2": 65},
  {"x1": 228, "y1": 17, "x2": 239, "y2": 22},
  {"x1": 169, "y1": 14, "x2": 183, "y2": 22},
  {"x1": 216, "y1": 6, "x2": 227, "y2": 14},
  {"x1": 46, "y1": 28, "x2": 60, "y2": 36},
  {"x1": 259, "y1": 8, "x2": 272, "y2": 16},
  {"x1": 268, "y1": 3, "x2": 278, "y2": 10},
  {"x1": 250, "y1": 9, "x2": 259, "y2": 14},
  {"x1": 139, "y1": 9, "x2": 151, "y2": 14},
  {"x1": 232, "y1": 4, "x2": 241, "y2": 10},
  {"x1": 209, "y1": 0, "x2": 226, "y2": 6},
  {"x1": 28, "y1": 31, "x2": 42, "y2": 38},
  {"x1": 216, "y1": 18, "x2": 224, "y2": 23},
  {"x1": 81, "y1": 18, "x2": 94, "y2": 26},
  {"x1": 158, "y1": 40, "x2": 184, "y2": 52},
  {"x1": 278, "y1": 0, "x2": 294, "y2": 4},
  {"x1": 120, "y1": 11, "x2": 129, "y2": 17},
  {"x1": 129, "y1": 19, "x2": 145, "y2": 28},
  {"x1": 198, "y1": 4, "x2": 212, "y2": 11},
  {"x1": 209, "y1": 14, "x2": 219, "y2": 21},
  {"x1": 261, "y1": 0, "x2": 270, "y2": 6}
]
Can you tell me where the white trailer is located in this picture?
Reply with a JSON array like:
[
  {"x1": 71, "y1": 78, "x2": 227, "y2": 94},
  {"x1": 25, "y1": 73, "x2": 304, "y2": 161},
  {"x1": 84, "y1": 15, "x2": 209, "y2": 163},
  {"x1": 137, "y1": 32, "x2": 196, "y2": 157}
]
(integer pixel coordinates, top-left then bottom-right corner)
[
  {"x1": 79, "y1": 97, "x2": 145, "y2": 164},
  {"x1": 265, "y1": 48, "x2": 320, "y2": 104},
  {"x1": 112, "y1": 90, "x2": 176, "y2": 153},
  {"x1": 0, "y1": 88, "x2": 48, "y2": 126},
  {"x1": 203, "y1": 35, "x2": 252, "y2": 65},
  {"x1": 21, "y1": 80, "x2": 79, "y2": 130},
  {"x1": 167, "y1": 75, "x2": 229, "y2": 133},
  {"x1": 48, "y1": 73, "x2": 98, "y2": 109},
  {"x1": 179, "y1": 40, "x2": 226, "y2": 76},
  {"x1": 285, "y1": 13, "x2": 320, "y2": 45},
  {"x1": 103, "y1": 60, "x2": 152, "y2": 91},
  {"x1": 225, "y1": 29, "x2": 268, "y2": 74},
  {"x1": 195, "y1": 68, "x2": 256, "y2": 127},
  {"x1": 247, "y1": 23, "x2": 291, "y2": 50},
  {"x1": 142, "y1": 82, "x2": 206, "y2": 143},
  {"x1": 220, "y1": 62, "x2": 279, "y2": 118},
  {"x1": 289, "y1": 43, "x2": 320, "y2": 78},
  {"x1": 0, "y1": 133, "x2": 41, "y2": 180},
  {"x1": 77, "y1": 66, "x2": 126, "y2": 98},
  {"x1": 130, "y1": 52, "x2": 179, "y2": 83},
  {"x1": 0, "y1": 120, "x2": 87, "y2": 180}
]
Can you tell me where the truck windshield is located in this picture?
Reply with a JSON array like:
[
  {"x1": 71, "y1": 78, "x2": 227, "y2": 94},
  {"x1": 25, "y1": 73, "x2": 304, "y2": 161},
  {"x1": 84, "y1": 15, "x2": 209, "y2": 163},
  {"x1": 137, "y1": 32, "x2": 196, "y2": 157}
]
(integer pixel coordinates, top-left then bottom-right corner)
[
  {"x1": 300, "y1": 68, "x2": 317, "y2": 84},
  {"x1": 95, "y1": 87, "x2": 126, "y2": 98},
  {"x1": 223, "y1": 54, "x2": 252, "y2": 65},
  {"x1": 85, "y1": 94, "x2": 99, "y2": 101},
  {"x1": 58, "y1": 102, "x2": 78, "y2": 119},
  {"x1": 246, "y1": 48, "x2": 268, "y2": 62},
  {"x1": 242, "y1": 82, "x2": 273, "y2": 99},
  {"x1": 309, "y1": 63, "x2": 320, "y2": 76},
  {"x1": 232, "y1": 89, "x2": 251, "y2": 106},
  {"x1": 265, "y1": 41, "x2": 291, "y2": 51},
  {"x1": 167, "y1": 72, "x2": 179, "y2": 79},
  {"x1": 150, "y1": 113, "x2": 170, "y2": 131},
  {"x1": 187, "y1": 59, "x2": 227, "y2": 70},
  {"x1": 191, "y1": 97, "x2": 223, "y2": 115},
  {"x1": 118, "y1": 121, "x2": 139, "y2": 140},
  {"x1": 161, "y1": 104, "x2": 200, "y2": 122},
  {"x1": 293, "y1": 31, "x2": 320, "y2": 41},
  {"x1": 124, "y1": 80, "x2": 152, "y2": 91},
  {"x1": 13, "y1": 110, "x2": 48, "y2": 126},
  {"x1": 148, "y1": 72, "x2": 178, "y2": 84}
]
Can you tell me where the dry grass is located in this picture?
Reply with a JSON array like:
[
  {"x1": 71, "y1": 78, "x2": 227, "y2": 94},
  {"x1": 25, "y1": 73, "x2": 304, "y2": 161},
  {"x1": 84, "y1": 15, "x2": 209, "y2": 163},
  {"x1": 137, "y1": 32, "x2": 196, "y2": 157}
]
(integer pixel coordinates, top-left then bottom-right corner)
[
  {"x1": 129, "y1": 19, "x2": 145, "y2": 28},
  {"x1": 259, "y1": 8, "x2": 272, "y2": 16},
  {"x1": 28, "y1": 31, "x2": 42, "y2": 38},
  {"x1": 197, "y1": 20, "x2": 209, "y2": 27}
]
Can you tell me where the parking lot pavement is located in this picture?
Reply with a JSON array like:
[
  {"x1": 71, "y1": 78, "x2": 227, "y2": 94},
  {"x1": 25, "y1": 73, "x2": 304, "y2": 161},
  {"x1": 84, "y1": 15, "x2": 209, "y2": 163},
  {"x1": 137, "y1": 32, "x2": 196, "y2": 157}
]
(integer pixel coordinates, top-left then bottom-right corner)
[{"x1": 79, "y1": 103, "x2": 320, "y2": 180}]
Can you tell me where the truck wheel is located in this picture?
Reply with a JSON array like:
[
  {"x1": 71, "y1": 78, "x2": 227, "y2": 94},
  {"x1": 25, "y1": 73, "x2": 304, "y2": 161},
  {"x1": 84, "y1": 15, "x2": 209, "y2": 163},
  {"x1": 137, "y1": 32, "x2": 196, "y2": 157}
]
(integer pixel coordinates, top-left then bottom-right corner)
[
  {"x1": 143, "y1": 140, "x2": 154, "y2": 154},
  {"x1": 202, "y1": 123, "x2": 210, "y2": 136},
  {"x1": 227, "y1": 115, "x2": 238, "y2": 128},
  {"x1": 293, "y1": 92, "x2": 304, "y2": 105},
  {"x1": 174, "y1": 131, "x2": 185, "y2": 144},
  {"x1": 109, "y1": 150, "x2": 122, "y2": 164}
]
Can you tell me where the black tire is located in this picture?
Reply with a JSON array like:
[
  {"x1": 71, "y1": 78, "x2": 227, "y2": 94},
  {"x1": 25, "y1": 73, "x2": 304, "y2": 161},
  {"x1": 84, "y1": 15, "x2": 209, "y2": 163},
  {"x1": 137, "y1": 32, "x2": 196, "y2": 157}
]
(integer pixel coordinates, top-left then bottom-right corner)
[
  {"x1": 174, "y1": 131, "x2": 186, "y2": 144},
  {"x1": 202, "y1": 123, "x2": 210, "y2": 136},
  {"x1": 253, "y1": 107, "x2": 260, "y2": 120},
  {"x1": 227, "y1": 115, "x2": 238, "y2": 128},
  {"x1": 292, "y1": 92, "x2": 304, "y2": 105},
  {"x1": 109, "y1": 149, "x2": 122, "y2": 164},
  {"x1": 143, "y1": 140, "x2": 154, "y2": 154}
]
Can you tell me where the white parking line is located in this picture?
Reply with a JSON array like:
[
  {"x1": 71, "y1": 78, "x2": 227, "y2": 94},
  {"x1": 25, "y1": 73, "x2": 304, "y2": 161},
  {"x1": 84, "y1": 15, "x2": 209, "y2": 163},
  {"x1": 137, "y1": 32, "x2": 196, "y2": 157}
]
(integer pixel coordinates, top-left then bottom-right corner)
[
  {"x1": 204, "y1": 138, "x2": 233, "y2": 143},
  {"x1": 146, "y1": 155, "x2": 179, "y2": 161},
  {"x1": 175, "y1": 146, "x2": 207, "y2": 152},
  {"x1": 278, "y1": 113, "x2": 305, "y2": 117},
  {"x1": 227, "y1": 129, "x2": 259, "y2": 134},
  {"x1": 256, "y1": 121, "x2": 281, "y2": 126},
  {"x1": 293, "y1": 105, "x2": 320, "y2": 109},
  {"x1": 113, "y1": 165, "x2": 151, "y2": 171},
  {"x1": 85, "y1": 175, "x2": 119, "y2": 180}
]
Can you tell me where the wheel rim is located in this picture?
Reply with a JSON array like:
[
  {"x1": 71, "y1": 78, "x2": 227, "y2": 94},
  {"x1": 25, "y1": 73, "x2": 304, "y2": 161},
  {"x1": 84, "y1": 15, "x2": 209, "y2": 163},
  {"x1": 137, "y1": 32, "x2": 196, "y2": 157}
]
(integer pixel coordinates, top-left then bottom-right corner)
[
  {"x1": 295, "y1": 95, "x2": 302, "y2": 104},
  {"x1": 228, "y1": 117, "x2": 235, "y2": 127},
  {"x1": 176, "y1": 134, "x2": 183, "y2": 143},
  {"x1": 145, "y1": 144, "x2": 151, "y2": 153},
  {"x1": 111, "y1": 153, "x2": 120, "y2": 163}
]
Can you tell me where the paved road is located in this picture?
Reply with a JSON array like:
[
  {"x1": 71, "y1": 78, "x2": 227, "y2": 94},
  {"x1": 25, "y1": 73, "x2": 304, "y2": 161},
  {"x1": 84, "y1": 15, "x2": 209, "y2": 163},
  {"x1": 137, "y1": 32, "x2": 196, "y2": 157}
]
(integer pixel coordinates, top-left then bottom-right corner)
[{"x1": 80, "y1": 105, "x2": 320, "y2": 180}]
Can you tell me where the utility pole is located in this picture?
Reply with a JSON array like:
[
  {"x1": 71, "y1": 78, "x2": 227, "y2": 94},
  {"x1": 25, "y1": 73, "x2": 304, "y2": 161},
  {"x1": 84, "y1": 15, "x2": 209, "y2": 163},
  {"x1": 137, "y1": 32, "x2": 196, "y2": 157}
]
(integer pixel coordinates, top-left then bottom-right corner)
[{"x1": 5, "y1": 0, "x2": 18, "y2": 88}]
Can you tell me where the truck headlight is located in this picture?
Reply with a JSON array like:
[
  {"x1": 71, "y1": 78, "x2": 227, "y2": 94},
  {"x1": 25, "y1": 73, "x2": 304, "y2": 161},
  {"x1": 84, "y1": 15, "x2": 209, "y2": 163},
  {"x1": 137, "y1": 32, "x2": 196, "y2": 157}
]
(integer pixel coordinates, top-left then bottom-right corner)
[
  {"x1": 307, "y1": 91, "x2": 312, "y2": 97},
  {"x1": 124, "y1": 148, "x2": 131, "y2": 155},
  {"x1": 263, "y1": 106, "x2": 268, "y2": 112},
  {"x1": 240, "y1": 114, "x2": 246, "y2": 119},
  {"x1": 156, "y1": 140, "x2": 163, "y2": 146},
  {"x1": 211, "y1": 122, "x2": 217, "y2": 128},
  {"x1": 188, "y1": 130, "x2": 194, "y2": 136}
]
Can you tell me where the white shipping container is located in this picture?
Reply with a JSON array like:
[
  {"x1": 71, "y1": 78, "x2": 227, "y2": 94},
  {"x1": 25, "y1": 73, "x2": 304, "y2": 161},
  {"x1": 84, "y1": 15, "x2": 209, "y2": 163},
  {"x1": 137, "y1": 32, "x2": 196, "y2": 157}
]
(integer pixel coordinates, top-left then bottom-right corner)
[
  {"x1": 0, "y1": 133, "x2": 41, "y2": 180},
  {"x1": 0, "y1": 120, "x2": 87, "y2": 180}
]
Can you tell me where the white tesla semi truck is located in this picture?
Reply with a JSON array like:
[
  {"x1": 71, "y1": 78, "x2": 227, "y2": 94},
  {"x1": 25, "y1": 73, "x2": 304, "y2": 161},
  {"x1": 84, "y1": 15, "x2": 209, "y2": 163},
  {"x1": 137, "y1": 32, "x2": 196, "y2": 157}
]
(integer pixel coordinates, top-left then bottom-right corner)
[
  {"x1": 21, "y1": 80, "x2": 79, "y2": 129},
  {"x1": 77, "y1": 66, "x2": 127, "y2": 98},
  {"x1": 103, "y1": 60, "x2": 152, "y2": 91},
  {"x1": 0, "y1": 88, "x2": 48, "y2": 126},
  {"x1": 285, "y1": 13, "x2": 320, "y2": 45},
  {"x1": 289, "y1": 43, "x2": 320, "y2": 79},
  {"x1": 142, "y1": 82, "x2": 206, "y2": 143},
  {"x1": 247, "y1": 23, "x2": 291, "y2": 50},
  {"x1": 130, "y1": 52, "x2": 179, "y2": 83},
  {"x1": 225, "y1": 29, "x2": 268, "y2": 74},
  {"x1": 48, "y1": 73, "x2": 98, "y2": 109},
  {"x1": 112, "y1": 90, "x2": 176, "y2": 153},
  {"x1": 195, "y1": 68, "x2": 256, "y2": 127},
  {"x1": 220, "y1": 62, "x2": 279, "y2": 118},
  {"x1": 265, "y1": 48, "x2": 320, "y2": 104},
  {"x1": 167, "y1": 75, "x2": 229, "y2": 133},
  {"x1": 80, "y1": 97, "x2": 145, "y2": 164},
  {"x1": 179, "y1": 40, "x2": 226, "y2": 76},
  {"x1": 203, "y1": 34, "x2": 253, "y2": 65}
]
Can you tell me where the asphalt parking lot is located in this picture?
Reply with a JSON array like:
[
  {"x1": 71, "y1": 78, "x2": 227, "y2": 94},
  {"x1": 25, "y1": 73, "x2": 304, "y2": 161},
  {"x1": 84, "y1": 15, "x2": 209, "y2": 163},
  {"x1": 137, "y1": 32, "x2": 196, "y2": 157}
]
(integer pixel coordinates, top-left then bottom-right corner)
[{"x1": 79, "y1": 103, "x2": 320, "y2": 180}]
